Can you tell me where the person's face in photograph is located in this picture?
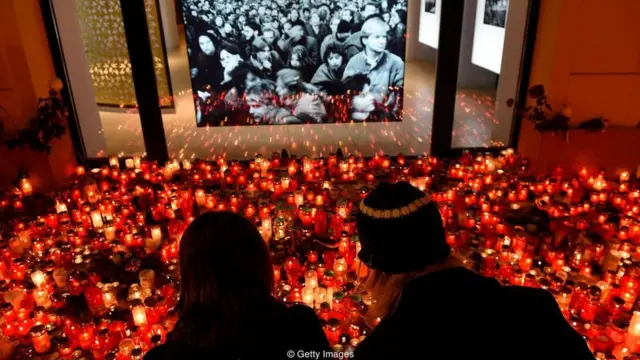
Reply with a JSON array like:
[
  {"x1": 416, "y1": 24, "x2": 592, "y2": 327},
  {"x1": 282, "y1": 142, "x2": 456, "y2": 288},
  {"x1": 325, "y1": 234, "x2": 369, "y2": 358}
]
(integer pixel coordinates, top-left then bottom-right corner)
[
  {"x1": 198, "y1": 35, "x2": 216, "y2": 56},
  {"x1": 272, "y1": 9, "x2": 279, "y2": 17},
  {"x1": 256, "y1": 46, "x2": 271, "y2": 61},
  {"x1": 242, "y1": 25, "x2": 255, "y2": 41},
  {"x1": 215, "y1": 16, "x2": 224, "y2": 27},
  {"x1": 330, "y1": 17, "x2": 341, "y2": 34},
  {"x1": 263, "y1": 30, "x2": 276, "y2": 45},
  {"x1": 271, "y1": 20, "x2": 280, "y2": 29},
  {"x1": 290, "y1": 53, "x2": 301, "y2": 68},
  {"x1": 363, "y1": 32, "x2": 388, "y2": 53},
  {"x1": 341, "y1": 9, "x2": 353, "y2": 22},
  {"x1": 327, "y1": 52, "x2": 344, "y2": 70},
  {"x1": 245, "y1": 72, "x2": 262, "y2": 89},
  {"x1": 362, "y1": 4, "x2": 378, "y2": 18},
  {"x1": 380, "y1": 0, "x2": 389, "y2": 12},
  {"x1": 220, "y1": 50, "x2": 241, "y2": 70},
  {"x1": 382, "y1": 13, "x2": 390, "y2": 23},
  {"x1": 239, "y1": 15, "x2": 247, "y2": 26},
  {"x1": 202, "y1": 2, "x2": 210, "y2": 11},
  {"x1": 247, "y1": 93, "x2": 270, "y2": 118},
  {"x1": 289, "y1": 10, "x2": 299, "y2": 21},
  {"x1": 289, "y1": 26, "x2": 305, "y2": 42},
  {"x1": 223, "y1": 23, "x2": 234, "y2": 35},
  {"x1": 258, "y1": 6, "x2": 266, "y2": 15},
  {"x1": 390, "y1": 10, "x2": 400, "y2": 26},
  {"x1": 283, "y1": 22, "x2": 292, "y2": 34},
  {"x1": 310, "y1": 14, "x2": 321, "y2": 26},
  {"x1": 302, "y1": 9, "x2": 310, "y2": 20}
]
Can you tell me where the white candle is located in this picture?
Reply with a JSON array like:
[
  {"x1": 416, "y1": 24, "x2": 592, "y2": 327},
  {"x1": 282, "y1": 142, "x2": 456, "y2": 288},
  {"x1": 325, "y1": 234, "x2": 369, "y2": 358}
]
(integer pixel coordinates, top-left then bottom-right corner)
[
  {"x1": 326, "y1": 287, "x2": 334, "y2": 308},
  {"x1": 109, "y1": 155, "x2": 119, "y2": 169},
  {"x1": 19, "y1": 178, "x2": 33, "y2": 196},
  {"x1": 33, "y1": 289, "x2": 51, "y2": 308},
  {"x1": 627, "y1": 311, "x2": 640, "y2": 352},
  {"x1": 105, "y1": 224, "x2": 116, "y2": 241},
  {"x1": 314, "y1": 287, "x2": 327, "y2": 309},
  {"x1": 261, "y1": 216, "x2": 272, "y2": 241},
  {"x1": 333, "y1": 258, "x2": 348, "y2": 280},
  {"x1": 132, "y1": 305, "x2": 147, "y2": 326},
  {"x1": 55, "y1": 201, "x2": 68, "y2": 214},
  {"x1": 260, "y1": 160, "x2": 270, "y2": 176},
  {"x1": 281, "y1": 177, "x2": 290, "y2": 190},
  {"x1": 294, "y1": 191, "x2": 304, "y2": 207},
  {"x1": 91, "y1": 210, "x2": 103, "y2": 228},
  {"x1": 150, "y1": 226, "x2": 162, "y2": 242},
  {"x1": 102, "y1": 283, "x2": 119, "y2": 308},
  {"x1": 305, "y1": 270, "x2": 318, "y2": 289},
  {"x1": 125, "y1": 158, "x2": 134, "y2": 169},
  {"x1": 302, "y1": 286, "x2": 314, "y2": 307},
  {"x1": 133, "y1": 156, "x2": 141, "y2": 169},
  {"x1": 30, "y1": 271, "x2": 46, "y2": 288},
  {"x1": 195, "y1": 189, "x2": 206, "y2": 207}
]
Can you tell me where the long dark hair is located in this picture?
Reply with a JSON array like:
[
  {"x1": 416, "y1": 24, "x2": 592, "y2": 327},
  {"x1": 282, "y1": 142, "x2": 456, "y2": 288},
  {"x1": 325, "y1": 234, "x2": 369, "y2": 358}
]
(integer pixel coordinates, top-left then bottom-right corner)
[{"x1": 168, "y1": 212, "x2": 274, "y2": 348}]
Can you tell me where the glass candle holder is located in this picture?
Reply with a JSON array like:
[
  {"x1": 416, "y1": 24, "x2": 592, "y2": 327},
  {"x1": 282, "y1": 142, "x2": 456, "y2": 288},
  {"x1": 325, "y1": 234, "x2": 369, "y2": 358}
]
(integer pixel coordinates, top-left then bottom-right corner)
[
  {"x1": 52, "y1": 268, "x2": 68, "y2": 288},
  {"x1": 305, "y1": 270, "x2": 318, "y2": 289},
  {"x1": 33, "y1": 289, "x2": 52, "y2": 309},
  {"x1": 101, "y1": 282, "x2": 119, "y2": 308},
  {"x1": 131, "y1": 300, "x2": 148, "y2": 327},
  {"x1": 30, "y1": 325, "x2": 51, "y2": 354},
  {"x1": 302, "y1": 286, "x2": 314, "y2": 307},
  {"x1": 30, "y1": 270, "x2": 46, "y2": 288},
  {"x1": 139, "y1": 269, "x2": 155, "y2": 289}
]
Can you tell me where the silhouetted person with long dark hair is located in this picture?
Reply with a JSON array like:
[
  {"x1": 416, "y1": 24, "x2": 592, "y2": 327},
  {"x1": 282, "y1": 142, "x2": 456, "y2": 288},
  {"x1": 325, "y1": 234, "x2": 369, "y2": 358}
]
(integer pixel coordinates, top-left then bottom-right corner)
[{"x1": 144, "y1": 212, "x2": 329, "y2": 360}]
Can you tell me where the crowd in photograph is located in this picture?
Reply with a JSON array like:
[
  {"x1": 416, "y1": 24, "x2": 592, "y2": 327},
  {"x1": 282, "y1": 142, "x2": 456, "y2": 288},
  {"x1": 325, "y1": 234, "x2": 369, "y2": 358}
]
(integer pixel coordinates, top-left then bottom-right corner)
[{"x1": 182, "y1": 0, "x2": 408, "y2": 126}]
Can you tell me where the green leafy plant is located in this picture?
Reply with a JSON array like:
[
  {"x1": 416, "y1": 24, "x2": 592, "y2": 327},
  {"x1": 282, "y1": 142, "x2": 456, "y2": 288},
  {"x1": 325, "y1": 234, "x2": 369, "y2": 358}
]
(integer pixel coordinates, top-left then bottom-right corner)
[{"x1": 0, "y1": 80, "x2": 67, "y2": 154}]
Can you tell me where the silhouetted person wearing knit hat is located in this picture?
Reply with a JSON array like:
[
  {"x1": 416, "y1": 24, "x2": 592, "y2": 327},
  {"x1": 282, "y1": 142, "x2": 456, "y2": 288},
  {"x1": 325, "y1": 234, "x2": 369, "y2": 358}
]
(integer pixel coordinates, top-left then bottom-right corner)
[{"x1": 353, "y1": 182, "x2": 594, "y2": 360}]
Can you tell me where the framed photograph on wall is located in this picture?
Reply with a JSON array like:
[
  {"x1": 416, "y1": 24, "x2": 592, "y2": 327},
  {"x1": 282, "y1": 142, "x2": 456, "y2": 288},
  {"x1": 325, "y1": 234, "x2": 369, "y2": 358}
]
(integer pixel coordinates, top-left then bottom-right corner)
[
  {"x1": 180, "y1": 0, "x2": 408, "y2": 127},
  {"x1": 471, "y1": 0, "x2": 509, "y2": 74},
  {"x1": 418, "y1": 0, "x2": 440, "y2": 49}
]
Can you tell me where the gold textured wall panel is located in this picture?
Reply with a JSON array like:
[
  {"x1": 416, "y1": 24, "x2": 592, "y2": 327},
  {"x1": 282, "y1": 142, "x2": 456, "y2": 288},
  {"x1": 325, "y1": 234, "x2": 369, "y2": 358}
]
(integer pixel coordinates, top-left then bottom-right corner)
[{"x1": 75, "y1": 0, "x2": 172, "y2": 107}]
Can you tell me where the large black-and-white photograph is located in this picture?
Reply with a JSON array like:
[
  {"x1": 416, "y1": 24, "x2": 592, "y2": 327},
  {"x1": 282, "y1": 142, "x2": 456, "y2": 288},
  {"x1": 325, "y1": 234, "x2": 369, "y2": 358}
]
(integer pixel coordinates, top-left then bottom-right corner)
[
  {"x1": 182, "y1": 0, "x2": 408, "y2": 127},
  {"x1": 424, "y1": 0, "x2": 436, "y2": 14},
  {"x1": 483, "y1": 0, "x2": 508, "y2": 28}
]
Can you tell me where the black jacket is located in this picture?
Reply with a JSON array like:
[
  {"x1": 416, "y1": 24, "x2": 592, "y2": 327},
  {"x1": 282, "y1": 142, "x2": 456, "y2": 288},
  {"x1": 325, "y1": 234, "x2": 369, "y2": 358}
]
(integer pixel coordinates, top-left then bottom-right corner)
[
  {"x1": 144, "y1": 300, "x2": 330, "y2": 360},
  {"x1": 354, "y1": 267, "x2": 594, "y2": 360}
]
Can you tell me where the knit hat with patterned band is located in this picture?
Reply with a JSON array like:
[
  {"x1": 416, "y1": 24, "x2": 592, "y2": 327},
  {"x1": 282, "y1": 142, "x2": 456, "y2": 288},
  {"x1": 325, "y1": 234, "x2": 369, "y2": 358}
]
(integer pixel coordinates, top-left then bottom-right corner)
[{"x1": 356, "y1": 181, "x2": 451, "y2": 274}]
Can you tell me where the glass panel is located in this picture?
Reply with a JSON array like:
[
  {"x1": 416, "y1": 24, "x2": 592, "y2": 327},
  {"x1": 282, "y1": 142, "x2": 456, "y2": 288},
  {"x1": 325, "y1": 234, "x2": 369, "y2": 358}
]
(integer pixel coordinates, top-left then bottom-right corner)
[
  {"x1": 452, "y1": 0, "x2": 529, "y2": 148},
  {"x1": 155, "y1": 0, "x2": 431, "y2": 160},
  {"x1": 53, "y1": 0, "x2": 173, "y2": 157}
]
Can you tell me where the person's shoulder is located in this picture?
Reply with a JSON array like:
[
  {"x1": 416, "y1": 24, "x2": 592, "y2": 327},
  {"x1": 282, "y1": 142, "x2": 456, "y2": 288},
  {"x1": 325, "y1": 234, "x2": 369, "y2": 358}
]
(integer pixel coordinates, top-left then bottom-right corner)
[
  {"x1": 286, "y1": 303, "x2": 321, "y2": 320},
  {"x1": 346, "y1": 51, "x2": 365, "y2": 64},
  {"x1": 384, "y1": 51, "x2": 404, "y2": 66},
  {"x1": 501, "y1": 285, "x2": 558, "y2": 308},
  {"x1": 143, "y1": 342, "x2": 183, "y2": 360}
]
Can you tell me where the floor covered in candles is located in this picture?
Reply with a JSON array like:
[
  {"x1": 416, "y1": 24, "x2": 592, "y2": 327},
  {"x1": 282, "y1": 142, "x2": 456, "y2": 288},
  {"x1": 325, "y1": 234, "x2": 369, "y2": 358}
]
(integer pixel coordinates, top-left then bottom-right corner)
[
  {"x1": 95, "y1": 36, "x2": 500, "y2": 160},
  {"x1": 1, "y1": 151, "x2": 638, "y2": 359}
]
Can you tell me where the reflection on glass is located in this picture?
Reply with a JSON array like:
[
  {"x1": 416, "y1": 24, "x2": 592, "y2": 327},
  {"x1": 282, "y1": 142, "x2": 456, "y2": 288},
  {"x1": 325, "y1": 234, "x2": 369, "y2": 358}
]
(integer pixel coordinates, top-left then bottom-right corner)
[
  {"x1": 452, "y1": 0, "x2": 527, "y2": 148},
  {"x1": 74, "y1": 0, "x2": 172, "y2": 107}
]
